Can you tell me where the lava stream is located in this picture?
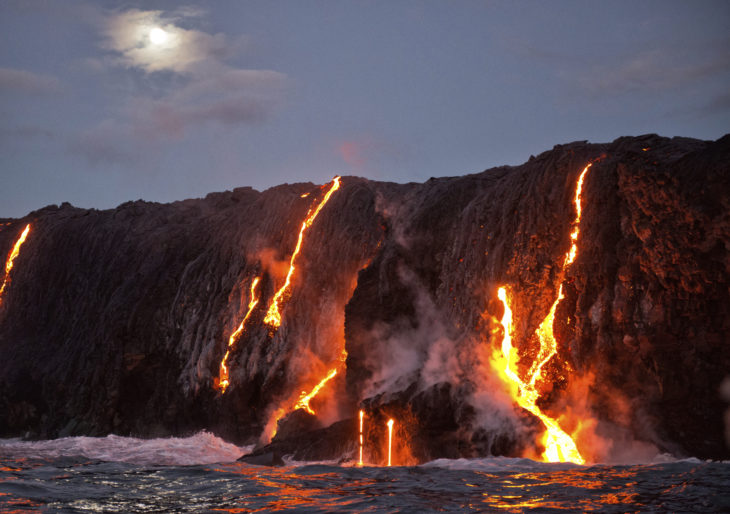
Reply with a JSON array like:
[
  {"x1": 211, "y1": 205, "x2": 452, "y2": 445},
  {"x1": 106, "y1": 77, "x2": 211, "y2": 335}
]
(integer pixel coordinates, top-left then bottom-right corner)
[
  {"x1": 295, "y1": 367, "x2": 338, "y2": 415},
  {"x1": 492, "y1": 164, "x2": 592, "y2": 465},
  {"x1": 216, "y1": 276, "x2": 261, "y2": 393},
  {"x1": 358, "y1": 410, "x2": 364, "y2": 466},
  {"x1": 496, "y1": 287, "x2": 584, "y2": 464},
  {"x1": 0, "y1": 224, "x2": 31, "y2": 306},
  {"x1": 263, "y1": 176, "x2": 341, "y2": 328},
  {"x1": 386, "y1": 419, "x2": 394, "y2": 466}
]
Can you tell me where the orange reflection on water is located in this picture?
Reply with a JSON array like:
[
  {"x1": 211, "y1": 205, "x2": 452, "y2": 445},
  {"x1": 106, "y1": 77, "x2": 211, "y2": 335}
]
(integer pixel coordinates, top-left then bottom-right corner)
[{"x1": 207, "y1": 462, "x2": 377, "y2": 512}]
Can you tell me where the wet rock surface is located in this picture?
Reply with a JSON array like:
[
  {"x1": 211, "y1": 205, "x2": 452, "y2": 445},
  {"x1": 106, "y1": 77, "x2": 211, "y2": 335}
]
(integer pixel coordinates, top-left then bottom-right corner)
[{"x1": 1, "y1": 134, "x2": 728, "y2": 462}]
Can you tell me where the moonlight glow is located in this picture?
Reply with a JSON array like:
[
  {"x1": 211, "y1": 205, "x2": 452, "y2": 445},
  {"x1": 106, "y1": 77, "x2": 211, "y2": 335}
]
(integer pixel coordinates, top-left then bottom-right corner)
[{"x1": 149, "y1": 27, "x2": 168, "y2": 45}]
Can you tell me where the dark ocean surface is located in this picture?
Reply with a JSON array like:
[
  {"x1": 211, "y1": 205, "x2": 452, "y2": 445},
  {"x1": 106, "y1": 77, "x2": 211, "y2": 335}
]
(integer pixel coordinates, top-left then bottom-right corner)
[{"x1": 1, "y1": 433, "x2": 728, "y2": 513}]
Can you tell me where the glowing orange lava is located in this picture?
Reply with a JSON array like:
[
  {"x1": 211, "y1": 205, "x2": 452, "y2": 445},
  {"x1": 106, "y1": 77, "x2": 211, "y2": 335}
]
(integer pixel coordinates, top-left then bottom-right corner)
[
  {"x1": 216, "y1": 276, "x2": 261, "y2": 393},
  {"x1": 294, "y1": 367, "x2": 338, "y2": 415},
  {"x1": 491, "y1": 164, "x2": 592, "y2": 465},
  {"x1": 387, "y1": 419, "x2": 394, "y2": 466},
  {"x1": 495, "y1": 287, "x2": 584, "y2": 464},
  {"x1": 358, "y1": 410, "x2": 364, "y2": 466},
  {"x1": 264, "y1": 177, "x2": 341, "y2": 329},
  {"x1": 0, "y1": 224, "x2": 30, "y2": 306}
]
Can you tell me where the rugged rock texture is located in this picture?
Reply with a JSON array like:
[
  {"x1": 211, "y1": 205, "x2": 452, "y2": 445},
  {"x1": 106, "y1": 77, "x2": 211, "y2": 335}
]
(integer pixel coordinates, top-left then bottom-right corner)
[{"x1": 1, "y1": 134, "x2": 728, "y2": 463}]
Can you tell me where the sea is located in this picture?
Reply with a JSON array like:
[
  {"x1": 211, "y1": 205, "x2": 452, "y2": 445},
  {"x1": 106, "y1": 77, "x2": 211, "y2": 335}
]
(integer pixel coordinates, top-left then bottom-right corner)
[{"x1": 1, "y1": 432, "x2": 728, "y2": 513}]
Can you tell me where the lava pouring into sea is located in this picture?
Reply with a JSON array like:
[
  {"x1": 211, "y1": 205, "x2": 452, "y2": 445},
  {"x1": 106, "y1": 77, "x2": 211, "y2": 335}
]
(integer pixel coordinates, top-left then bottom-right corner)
[
  {"x1": 263, "y1": 176, "x2": 341, "y2": 329},
  {"x1": 216, "y1": 276, "x2": 261, "y2": 393},
  {"x1": 0, "y1": 224, "x2": 30, "y2": 307},
  {"x1": 387, "y1": 419, "x2": 394, "y2": 466},
  {"x1": 492, "y1": 164, "x2": 592, "y2": 465},
  {"x1": 358, "y1": 410, "x2": 364, "y2": 466}
]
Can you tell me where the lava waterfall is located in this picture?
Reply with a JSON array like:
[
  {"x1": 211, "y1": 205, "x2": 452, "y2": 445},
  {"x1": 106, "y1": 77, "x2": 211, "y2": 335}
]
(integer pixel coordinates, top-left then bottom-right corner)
[{"x1": 1, "y1": 134, "x2": 728, "y2": 464}]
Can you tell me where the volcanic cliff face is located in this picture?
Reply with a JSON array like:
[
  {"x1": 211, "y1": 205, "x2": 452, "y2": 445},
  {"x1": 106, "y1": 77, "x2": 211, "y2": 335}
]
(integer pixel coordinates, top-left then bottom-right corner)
[{"x1": 1, "y1": 134, "x2": 728, "y2": 463}]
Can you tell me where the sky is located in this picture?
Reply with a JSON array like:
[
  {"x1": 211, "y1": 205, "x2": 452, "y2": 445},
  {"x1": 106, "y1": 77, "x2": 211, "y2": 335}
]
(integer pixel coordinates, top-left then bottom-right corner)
[{"x1": 1, "y1": 0, "x2": 728, "y2": 218}]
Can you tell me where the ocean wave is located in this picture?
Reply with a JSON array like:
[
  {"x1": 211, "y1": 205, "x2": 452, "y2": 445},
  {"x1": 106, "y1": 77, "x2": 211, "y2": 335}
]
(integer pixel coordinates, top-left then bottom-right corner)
[{"x1": 0, "y1": 431, "x2": 250, "y2": 466}]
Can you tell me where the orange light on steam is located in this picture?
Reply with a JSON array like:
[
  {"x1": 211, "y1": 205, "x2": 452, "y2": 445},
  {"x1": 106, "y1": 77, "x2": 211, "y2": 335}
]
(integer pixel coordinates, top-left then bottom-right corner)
[
  {"x1": 216, "y1": 276, "x2": 261, "y2": 393},
  {"x1": 0, "y1": 223, "x2": 30, "y2": 306},
  {"x1": 264, "y1": 176, "x2": 341, "y2": 329},
  {"x1": 358, "y1": 410, "x2": 364, "y2": 466},
  {"x1": 295, "y1": 367, "x2": 338, "y2": 415},
  {"x1": 387, "y1": 419, "x2": 394, "y2": 467}
]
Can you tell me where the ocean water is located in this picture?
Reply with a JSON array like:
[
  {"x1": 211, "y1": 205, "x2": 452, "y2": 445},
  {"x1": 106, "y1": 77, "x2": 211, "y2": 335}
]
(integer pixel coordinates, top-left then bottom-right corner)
[{"x1": 1, "y1": 433, "x2": 728, "y2": 513}]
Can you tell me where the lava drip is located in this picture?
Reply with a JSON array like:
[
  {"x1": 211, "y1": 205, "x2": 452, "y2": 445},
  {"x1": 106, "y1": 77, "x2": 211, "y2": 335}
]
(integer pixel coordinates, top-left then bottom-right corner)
[
  {"x1": 492, "y1": 163, "x2": 592, "y2": 465},
  {"x1": 0, "y1": 224, "x2": 31, "y2": 306},
  {"x1": 215, "y1": 276, "x2": 261, "y2": 393},
  {"x1": 263, "y1": 176, "x2": 341, "y2": 329}
]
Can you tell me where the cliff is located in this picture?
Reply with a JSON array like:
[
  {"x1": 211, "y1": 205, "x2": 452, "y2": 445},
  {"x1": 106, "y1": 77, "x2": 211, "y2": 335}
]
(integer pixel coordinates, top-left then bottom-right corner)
[{"x1": 1, "y1": 134, "x2": 728, "y2": 463}]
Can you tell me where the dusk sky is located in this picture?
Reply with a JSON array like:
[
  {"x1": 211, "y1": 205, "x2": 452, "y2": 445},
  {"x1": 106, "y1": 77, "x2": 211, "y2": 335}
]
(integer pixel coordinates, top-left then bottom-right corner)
[{"x1": 1, "y1": 0, "x2": 728, "y2": 218}]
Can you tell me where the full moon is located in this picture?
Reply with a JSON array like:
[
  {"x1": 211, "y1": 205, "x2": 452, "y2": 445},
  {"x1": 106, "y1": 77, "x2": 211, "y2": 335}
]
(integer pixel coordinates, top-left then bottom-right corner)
[{"x1": 149, "y1": 27, "x2": 168, "y2": 45}]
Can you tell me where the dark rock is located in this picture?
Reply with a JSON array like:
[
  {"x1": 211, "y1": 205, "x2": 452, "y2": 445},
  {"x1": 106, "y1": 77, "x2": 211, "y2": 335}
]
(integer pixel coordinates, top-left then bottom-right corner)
[{"x1": 0, "y1": 134, "x2": 728, "y2": 463}]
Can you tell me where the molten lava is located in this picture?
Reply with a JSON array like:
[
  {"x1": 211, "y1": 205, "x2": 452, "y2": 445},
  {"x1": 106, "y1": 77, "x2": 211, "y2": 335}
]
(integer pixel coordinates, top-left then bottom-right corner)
[
  {"x1": 0, "y1": 224, "x2": 30, "y2": 306},
  {"x1": 264, "y1": 176, "x2": 341, "y2": 329},
  {"x1": 495, "y1": 287, "x2": 584, "y2": 464},
  {"x1": 358, "y1": 410, "x2": 364, "y2": 466},
  {"x1": 295, "y1": 368, "x2": 338, "y2": 415},
  {"x1": 491, "y1": 164, "x2": 592, "y2": 465},
  {"x1": 387, "y1": 419, "x2": 394, "y2": 467},
  {"x1": 216, "y1": 276, "x2": 261, "y2": 393}
]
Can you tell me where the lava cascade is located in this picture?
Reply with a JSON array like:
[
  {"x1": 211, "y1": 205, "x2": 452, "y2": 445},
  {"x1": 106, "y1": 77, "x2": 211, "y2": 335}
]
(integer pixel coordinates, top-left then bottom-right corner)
[
  {"x1": 358, "y1": 410, "x2": 364, "y2": 466},
  {"x1": 492, "y1": 164, "x2": 592, "y2": 464},
  {"x1": 387, "y1": 419, "x2": 394, "y2": 466},
  {"x1": 295, "y1": 367, "x2": 338, "y2": 415},
  {"x1": 215, "y1": 276, "x2": 261, "y2": 393},
  {"x1": 0, "y1": 224, "x2": 30, "y2": 306},
  {"x1": 263, "y1": 176, "x2": 341, "y2": 329}
]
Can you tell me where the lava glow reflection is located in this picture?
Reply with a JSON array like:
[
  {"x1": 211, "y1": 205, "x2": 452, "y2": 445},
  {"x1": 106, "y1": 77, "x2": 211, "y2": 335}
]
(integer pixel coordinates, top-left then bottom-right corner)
[
  {"x1": 491, "y1": 164, "x2": 592, "y2": 465},
  {"x1": 264, "y1": 177, "x2": 341, "y2": 329},
  {"x1": 0, "y1": 224, "x2": 30, "y2": 306}
]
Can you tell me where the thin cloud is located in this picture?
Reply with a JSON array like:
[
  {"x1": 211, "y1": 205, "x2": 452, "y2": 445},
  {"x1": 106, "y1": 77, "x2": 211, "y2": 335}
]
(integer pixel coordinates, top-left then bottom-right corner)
[
  {"x1": 101, "y1": 8, "x2": 239, "y2": 74},
  {"x1": 579, "y1": 48, "x2": 730, "y2": 97},
  {"x1": 70, "y1": 7, "x2": 288, "y2": 168},
  {"x1": 0, "y1": 67, "x2": 60, "y2": 94}
]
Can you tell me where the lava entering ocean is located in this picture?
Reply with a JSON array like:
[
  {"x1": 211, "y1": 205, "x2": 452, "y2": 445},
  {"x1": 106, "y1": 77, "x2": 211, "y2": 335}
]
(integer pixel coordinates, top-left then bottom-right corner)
[
  {"x1": 0, "y1": 224, "x2": 30, "y2": 307},
  {"x1": 491, "y1": 164, "x2": 592, "y2": 465}
]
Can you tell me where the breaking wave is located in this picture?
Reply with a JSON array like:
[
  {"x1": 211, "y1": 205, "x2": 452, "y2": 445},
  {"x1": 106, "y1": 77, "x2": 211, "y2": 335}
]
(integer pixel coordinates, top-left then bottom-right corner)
[{"x1": 0, "y1": 431, "x2": 249, "y2": 466}]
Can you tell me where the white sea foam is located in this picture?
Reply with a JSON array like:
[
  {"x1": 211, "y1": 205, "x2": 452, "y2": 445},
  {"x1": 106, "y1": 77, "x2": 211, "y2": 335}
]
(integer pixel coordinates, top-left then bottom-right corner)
[
  {"x1": 0, "y1": 431, "x2": 251, "y2": 466},
  {"x1": 421, "y1": 454, "x2": 717, "y2": 472},
  {"x1": 421, "y1": 456, "x2": 582, "y2": 472}
]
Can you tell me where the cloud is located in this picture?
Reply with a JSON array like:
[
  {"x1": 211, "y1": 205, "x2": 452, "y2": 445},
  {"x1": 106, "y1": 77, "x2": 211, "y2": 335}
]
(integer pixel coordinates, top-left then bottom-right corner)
[
  {"x1": 69, "y1": 120, "x2": 143, "y2": 166},
  {"x1": 70, "y1": 7, "x2": 288, "y2": 167},
  {"x1": 100, "y1": 8, "x2": 241, "y2": 75},
  {"x1": 126, "y1": 68, "x2": 286, "y2": 140},
  {"x1": 0, "y1": 67, "x2": 60, "y2": 94},
  {"x1": 579, "y1": 48, "x2": 730, "y2": 97}
]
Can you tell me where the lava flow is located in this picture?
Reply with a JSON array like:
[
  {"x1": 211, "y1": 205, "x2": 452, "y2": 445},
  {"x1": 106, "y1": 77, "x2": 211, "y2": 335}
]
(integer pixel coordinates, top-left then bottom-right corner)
[
  {"x1": 0, "y1": 224, "x2": 31, "y2": 306},
  {"x1": 263, "y1": 176, "x2": 341, "y2": 329},
  {"x1": 358, "y1": 410, "x2": 364, "y2": 466},
  {"x1": 295, "y1": 368, "x2": 338, "y2": 415},
  {"x1": 492, "y1": 164, "x2": 592, "y2": 465},
  {"x1": 387, "y1": 419, "x2": 394, "y2": 466},
  {"x1": 216, "y1": 276, "x2": 261, "y2": 393}
]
